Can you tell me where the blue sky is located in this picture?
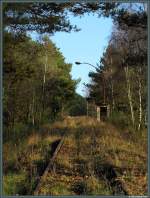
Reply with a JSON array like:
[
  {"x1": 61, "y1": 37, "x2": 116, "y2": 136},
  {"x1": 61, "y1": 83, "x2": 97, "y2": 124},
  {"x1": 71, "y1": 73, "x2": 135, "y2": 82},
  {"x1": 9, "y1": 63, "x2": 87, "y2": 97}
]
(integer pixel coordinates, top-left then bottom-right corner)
[
  {"x1": 50, "y1": 13, "x2": 113, "y2": 96},
  {"x1": 30, "y1": 13, "x2": 113, "y2": 96}
]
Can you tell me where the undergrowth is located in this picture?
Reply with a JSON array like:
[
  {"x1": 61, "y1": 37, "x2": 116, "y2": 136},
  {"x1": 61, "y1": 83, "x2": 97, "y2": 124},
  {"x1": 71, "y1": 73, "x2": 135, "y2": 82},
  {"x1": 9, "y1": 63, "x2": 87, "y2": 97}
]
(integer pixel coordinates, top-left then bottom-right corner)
[{"x1": 3, "y1": 116, "x2": 147, "y2": 195}]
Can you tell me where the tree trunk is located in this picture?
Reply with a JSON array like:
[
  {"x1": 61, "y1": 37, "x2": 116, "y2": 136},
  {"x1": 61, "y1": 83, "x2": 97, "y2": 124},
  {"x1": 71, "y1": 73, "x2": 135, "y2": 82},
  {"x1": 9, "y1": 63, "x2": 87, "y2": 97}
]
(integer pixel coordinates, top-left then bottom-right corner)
[
  {"x1": 87, "y1": 101, "x2": 89, "y2": 116},
  {"x1": 32, "y1": 91, "x2": 35, "y2": 126},
  {"x1": 42, "y1": 52, "x2": 48, "y2": 117},
  {"x1": 61, "y1": 103, "x2": 64, "y2": 117},
  {"x1": 110, "y1": 60, "x2": 115, "y2": 112},
  {"x1": 103, "y1": 76, "x2": 106, "y2": 104},
  {"x1": 43, "y1": 53, "x2": 47, "y2": 92},
  {"x1": 111, "y1": 81, "x2": 115, "y2": 111},
  {"x1": 137, "y1": 67, "x2": 142, "y2": 130},
  {"x1": 135, "y1": 40, "x2": 143, "y2": 130},
  {"x1": 124, "y1": 66, "x2": 135, "y2": 127}
]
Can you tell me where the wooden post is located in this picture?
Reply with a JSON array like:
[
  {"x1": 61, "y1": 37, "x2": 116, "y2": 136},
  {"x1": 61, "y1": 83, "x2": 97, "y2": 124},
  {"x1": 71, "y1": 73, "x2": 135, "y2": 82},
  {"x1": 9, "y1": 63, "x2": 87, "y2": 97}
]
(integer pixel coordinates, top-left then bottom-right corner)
[
  {"x1": 107, "y1": 105, "x2": 110, "y2": 118},
  {"x1": 97, "y1": 106, "x2": 100, "y2": 121}
]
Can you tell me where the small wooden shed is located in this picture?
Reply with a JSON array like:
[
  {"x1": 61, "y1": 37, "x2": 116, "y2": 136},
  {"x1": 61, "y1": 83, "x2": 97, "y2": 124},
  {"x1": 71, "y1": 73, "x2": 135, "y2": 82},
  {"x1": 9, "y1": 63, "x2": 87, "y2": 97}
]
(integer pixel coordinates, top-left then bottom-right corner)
[{"x1": 96, "y1": 103, "x2": 110, "y2": 121}]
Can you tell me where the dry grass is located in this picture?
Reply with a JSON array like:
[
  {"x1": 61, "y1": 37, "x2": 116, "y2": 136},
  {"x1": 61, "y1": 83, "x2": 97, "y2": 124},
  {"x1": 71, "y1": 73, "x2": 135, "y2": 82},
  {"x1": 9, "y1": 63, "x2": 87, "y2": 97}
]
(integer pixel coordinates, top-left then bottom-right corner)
[
  {"x1": 43, "y1": 135, "x2": 61, "y2": 144},
  {"x1": 37, "y1": 116, "x2": 147, "y2": 196},
  {"x1": 27, "y1": 134, "x2": 41, "y2": 146},
  {"x1": 4, "y1": 116, "x2": 147, "y2": 196}
]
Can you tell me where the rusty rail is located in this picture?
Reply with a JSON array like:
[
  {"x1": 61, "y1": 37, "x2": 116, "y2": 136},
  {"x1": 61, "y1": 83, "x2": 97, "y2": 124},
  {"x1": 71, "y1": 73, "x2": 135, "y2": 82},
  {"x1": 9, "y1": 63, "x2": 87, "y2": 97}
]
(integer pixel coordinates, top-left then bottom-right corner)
[{"x1": 34, "y1": 134, "x2": 66, "y2": 195}]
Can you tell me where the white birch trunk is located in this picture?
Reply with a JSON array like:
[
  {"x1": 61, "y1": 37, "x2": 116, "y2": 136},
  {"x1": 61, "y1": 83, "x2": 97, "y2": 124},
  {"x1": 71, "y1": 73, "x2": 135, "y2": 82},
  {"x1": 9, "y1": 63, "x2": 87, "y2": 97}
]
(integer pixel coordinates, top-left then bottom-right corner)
[
  {"x1": 137, "y1": 67, "x2": 142, "y2": 130},
  {"x1": 124, "y1": 66, "x2": 135, "y2": 127}
]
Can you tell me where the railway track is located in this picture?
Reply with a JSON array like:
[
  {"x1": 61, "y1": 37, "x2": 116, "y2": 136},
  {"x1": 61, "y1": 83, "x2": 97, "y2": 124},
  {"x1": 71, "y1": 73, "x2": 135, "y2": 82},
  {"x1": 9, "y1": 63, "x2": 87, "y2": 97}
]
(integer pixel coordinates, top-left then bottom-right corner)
[
  {"x1": 32, "y1": 116, "x2": 130, "y2": 196},
  {"x1": 33, "y1": 134, "x2": 128, "y2": 195},
  {"x1": 34, "y1": 133, "x2": 66, "y2": 195},
  {"x1": 32, "y1": 117, "x2": 147, "y2": 195},
  {"x1": 96, "y1": 163, "x2": 128, "y2": 195}
]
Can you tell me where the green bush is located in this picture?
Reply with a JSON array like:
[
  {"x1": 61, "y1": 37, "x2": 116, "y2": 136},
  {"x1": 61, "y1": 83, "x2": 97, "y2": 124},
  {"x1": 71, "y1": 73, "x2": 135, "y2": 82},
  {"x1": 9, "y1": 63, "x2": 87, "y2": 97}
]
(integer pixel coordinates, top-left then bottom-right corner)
[
  {"x1": 3, "y1": 171, "x2": 28, "y2": 195},
  {"x1": 67, "y1": 94, "x2": 87, "y2": 116},
  {"x1": 86, "y1": 176, "x2": 111, "y2": 195},
  {"x1": 71, "y1": 180, "x2": 87, "y2": 195},
  {"x1": 49, "y1": 183, "x2": 71, "y2": 195},
  {"x1": 109, "y1": 111, "x2": 130, "y2": 129},
  {"x1": 4, "y1": 122, "x2": 31, "y2": 143}
]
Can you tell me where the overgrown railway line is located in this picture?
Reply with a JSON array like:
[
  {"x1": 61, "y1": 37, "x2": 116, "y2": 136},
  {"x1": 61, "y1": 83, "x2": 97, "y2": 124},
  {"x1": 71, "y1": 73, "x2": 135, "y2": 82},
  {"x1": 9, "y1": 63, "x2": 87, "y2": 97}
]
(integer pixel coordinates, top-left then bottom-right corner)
[
  {"x1": 34, "y1": 133, "x2": 67, "y2": 195},
  {"x1": 33, "y1": 128, "x2": 128, "y2": 196}
]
